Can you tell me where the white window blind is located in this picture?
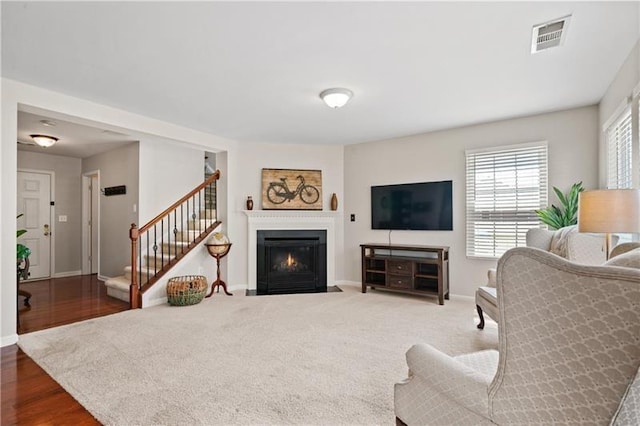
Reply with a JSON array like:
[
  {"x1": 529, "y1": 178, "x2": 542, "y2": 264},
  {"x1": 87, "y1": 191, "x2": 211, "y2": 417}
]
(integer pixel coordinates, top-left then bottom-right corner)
[
  {"x1": 607, "y1": 108, "x2": 633, "y2": 189},
  {"x1": 466, "y1": 142, "x2": 548, "y2": 258}
]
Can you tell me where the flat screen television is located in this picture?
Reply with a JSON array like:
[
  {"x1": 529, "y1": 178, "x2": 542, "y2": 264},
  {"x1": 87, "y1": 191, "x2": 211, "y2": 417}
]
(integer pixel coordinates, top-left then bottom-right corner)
[{"x1": 371, "y1": 180, "x2": 453, "y2": 230}]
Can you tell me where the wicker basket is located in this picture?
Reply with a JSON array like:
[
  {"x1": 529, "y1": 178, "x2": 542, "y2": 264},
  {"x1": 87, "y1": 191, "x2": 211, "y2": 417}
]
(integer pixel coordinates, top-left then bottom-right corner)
[{"x1": 166, "y1": 275, "x2": 208, "y2": 306}]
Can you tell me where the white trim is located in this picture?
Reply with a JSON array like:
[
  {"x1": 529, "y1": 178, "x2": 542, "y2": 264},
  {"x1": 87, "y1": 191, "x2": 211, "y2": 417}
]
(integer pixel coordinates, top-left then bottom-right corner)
[
  {"x1": 82, "y1": 170, "x2": 100, "y2": 276},
  {"x1": 97, "y1": 274, "x2": 110, "y2": 282},
  {"x1": 633, "y1": 80, "x2": 640, "y2": 99},
  {"x1": 1, "y1": 334, "x2": 19, "y2": 347},
  {"x1": 53, "y1": 270, "x2": 82, "y2": 278},
  {"x1": 82, "y1": 175, "x2": 90, "y2": 275},
  {"x1": 17, "y1": 168, "x2": 55, "y2": 278},
  {"x1": 244, "y1": 210, "x2": 338, "y2": 291},
  {"x1": 336, "y1": 280, "x2": 360, "y2": 287},
  {"x1": 465, "y1": 140, "x2": 548, "y2": 155},
  {"x1": 602, "y1": 97, "x2": 632, "y2": 132}
]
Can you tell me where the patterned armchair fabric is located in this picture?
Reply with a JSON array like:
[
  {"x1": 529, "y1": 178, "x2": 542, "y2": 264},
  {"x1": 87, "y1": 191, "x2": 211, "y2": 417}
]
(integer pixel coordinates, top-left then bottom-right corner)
[
  {"x1": 477, "y1": 227, "x2": 612, "y2": 328},
  {"x1": 396, "y1": 247, "x2": 640, "y2": 425}
]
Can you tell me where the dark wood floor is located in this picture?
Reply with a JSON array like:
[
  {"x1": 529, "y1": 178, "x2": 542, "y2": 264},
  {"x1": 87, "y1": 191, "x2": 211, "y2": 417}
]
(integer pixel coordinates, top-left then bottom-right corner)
[{"x1": 2, "y1": 275, "x2": 129, "y2": 425}]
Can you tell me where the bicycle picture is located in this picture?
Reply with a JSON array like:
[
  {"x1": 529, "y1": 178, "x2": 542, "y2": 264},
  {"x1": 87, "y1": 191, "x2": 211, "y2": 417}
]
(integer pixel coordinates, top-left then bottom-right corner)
[
  {"x1": 261, "y1": 169, "x2": 323, "y2": 210},
  {"x1": 267, "y1": 175, "x2": 320, "y2": 205}
]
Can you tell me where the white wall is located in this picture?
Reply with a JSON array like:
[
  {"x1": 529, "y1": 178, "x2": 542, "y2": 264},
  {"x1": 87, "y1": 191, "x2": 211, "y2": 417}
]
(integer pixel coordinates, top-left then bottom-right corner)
[
  {"x1": 17, "y1": 150, "x2": 83, "y2": 276},
  {"x1": 598, "y1": 39, "x2": 640, "y2": 187},
  {"x1": 82, "y1": 143, "x2": 139, "y2": 278},
  {"x1": 227, "y1": 142, "x2": 345, "y2": 288},
  {"x1": 138, "y1": 137, "x2": 205, "y2": 224},
  {"x1": 1, "y1": 79, "x2": 236, "y2": 346},
  {"x1": 343, "y1": 105, "x2": 600, "y2": 297}
]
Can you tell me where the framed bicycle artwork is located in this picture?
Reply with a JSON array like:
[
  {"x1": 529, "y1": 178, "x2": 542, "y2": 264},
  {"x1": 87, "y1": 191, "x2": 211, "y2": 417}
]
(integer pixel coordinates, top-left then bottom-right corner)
[{"x1": 261, "y1": 168, "x2": 323, "y2": 210}]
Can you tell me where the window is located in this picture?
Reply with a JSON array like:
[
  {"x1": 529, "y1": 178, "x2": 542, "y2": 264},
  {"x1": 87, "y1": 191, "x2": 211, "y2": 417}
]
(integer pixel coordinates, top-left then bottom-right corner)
[
  {"x1": 466, "y1": 142, "x2": 548, "y2": 258},
  {"x1": 606, "y1": 107, "x2": 633, "y2": 189},
  {"x1": 605, "y1": 92, "x2": 640, "y2": 244}
]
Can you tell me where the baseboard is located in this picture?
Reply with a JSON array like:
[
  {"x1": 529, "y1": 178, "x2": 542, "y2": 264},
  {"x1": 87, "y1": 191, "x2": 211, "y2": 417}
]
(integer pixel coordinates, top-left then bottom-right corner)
[
  {"x1": 1, "y1": 334, "x2": 19, "y2": 347},
  {"x1": 335, "y1": 280, "x2": 360, "y2": 287},
  {"x1": 227, "y1": 284, "x2": 247, "y2": 292},
  {"x1": 97, "y1": 274, "x2": 111, "y2": 282},
  {"x1": 341, "y1": 280, "x2": 474, "y2": 300},
  {"x1": 53, "y1": 270, "x2": 82, "y2": 278},
  {"x1": 145, "y1": 297, "x2": 168, "y2": 308},
  {"x1": 450, "y1": 294, "x2": 475, "y2": 302}
]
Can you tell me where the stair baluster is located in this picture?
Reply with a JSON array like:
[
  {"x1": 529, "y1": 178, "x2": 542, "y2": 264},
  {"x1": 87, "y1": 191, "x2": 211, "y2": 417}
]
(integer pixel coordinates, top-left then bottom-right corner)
[{"x1": 124, "y1": 170, "x2": 221, "y2": 308}]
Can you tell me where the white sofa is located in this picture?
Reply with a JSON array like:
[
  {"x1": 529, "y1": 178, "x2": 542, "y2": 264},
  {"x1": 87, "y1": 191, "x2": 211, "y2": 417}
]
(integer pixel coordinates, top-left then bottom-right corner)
[
  {"x1": 475, "y1": 226, "x2": 612, "y2": 329},
  {"x1": 395, "y1": 247, "x2": 640, "y2": 425}
]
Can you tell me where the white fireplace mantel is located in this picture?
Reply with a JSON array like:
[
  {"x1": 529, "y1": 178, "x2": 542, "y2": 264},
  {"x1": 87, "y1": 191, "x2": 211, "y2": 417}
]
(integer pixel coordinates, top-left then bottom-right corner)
[{"x1": 243, "y1": 210, "x2": 339, "y2": 291}]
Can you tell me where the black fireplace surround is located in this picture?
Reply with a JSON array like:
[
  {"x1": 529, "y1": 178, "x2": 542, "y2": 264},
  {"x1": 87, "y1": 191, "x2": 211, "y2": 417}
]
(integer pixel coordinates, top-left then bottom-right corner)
[{"x1": 257, "y1": 230, "x2": 327, "y2": 295}]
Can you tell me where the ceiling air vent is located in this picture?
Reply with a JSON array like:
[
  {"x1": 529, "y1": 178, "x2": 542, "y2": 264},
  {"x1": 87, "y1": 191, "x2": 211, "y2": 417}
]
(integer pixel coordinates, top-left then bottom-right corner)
[{"x1": 531, "y1": 15, "x2": 571, "y2": 54}]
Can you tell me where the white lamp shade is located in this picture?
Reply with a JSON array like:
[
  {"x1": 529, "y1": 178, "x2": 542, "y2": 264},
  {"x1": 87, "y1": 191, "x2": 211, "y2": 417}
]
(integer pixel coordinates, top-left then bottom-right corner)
[
  {"x1": 320, "y1": 88, "x2": 353, "y2": 108},
  {"x1": 30, "y1": 134, "x2": 58, "y2": 147},
  {"x1": 578, "y1": 189, "x2": 640, "y2": 233}
]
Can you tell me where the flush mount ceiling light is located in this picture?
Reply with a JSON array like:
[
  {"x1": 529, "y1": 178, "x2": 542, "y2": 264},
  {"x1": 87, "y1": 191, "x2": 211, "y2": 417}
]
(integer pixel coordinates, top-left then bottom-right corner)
[
  {"x1": 30, "y1": 134, "x2": 58, "y2": 148},
  {"x1": 319, "y1": 88, "x2": 353, "y2": 108}
]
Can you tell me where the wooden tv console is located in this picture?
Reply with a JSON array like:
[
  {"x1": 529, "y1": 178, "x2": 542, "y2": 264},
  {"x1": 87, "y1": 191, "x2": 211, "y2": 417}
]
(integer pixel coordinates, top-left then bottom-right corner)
[{"x1": 360, "y1": 244, "x2": 450, "y2": 305}]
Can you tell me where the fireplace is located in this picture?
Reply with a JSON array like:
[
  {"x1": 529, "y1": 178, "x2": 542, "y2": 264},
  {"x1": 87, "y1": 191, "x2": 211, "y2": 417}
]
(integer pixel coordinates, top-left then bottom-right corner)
[{"x1": 257, "y1": 230, "x2": 327, "y2": 295}]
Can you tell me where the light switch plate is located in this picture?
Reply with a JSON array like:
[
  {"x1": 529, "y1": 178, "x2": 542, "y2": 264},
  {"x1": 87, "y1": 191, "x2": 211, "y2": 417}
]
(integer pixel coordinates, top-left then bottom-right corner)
[{"x1": 59, "y1": 215, "x2": 67, "y2": 222}]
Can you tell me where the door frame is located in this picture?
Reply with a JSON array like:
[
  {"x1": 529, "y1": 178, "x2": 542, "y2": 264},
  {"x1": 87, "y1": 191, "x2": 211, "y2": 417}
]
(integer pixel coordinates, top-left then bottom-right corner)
[
  {"x1": 81, "y1": 170, "x2": 101, "y2": 276},
  {"x1": 17, "y1": 168, "x2": 55, "y2": 280}
]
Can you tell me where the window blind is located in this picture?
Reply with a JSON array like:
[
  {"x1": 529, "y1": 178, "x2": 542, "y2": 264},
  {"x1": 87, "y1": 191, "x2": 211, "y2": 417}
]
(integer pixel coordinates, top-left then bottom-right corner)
[
  {"x1": 607, "y1": 108, "x2": 633, "y2": 189},
  {"x1": 466, "y1": 142, "x2": 548, "y2": 258}
]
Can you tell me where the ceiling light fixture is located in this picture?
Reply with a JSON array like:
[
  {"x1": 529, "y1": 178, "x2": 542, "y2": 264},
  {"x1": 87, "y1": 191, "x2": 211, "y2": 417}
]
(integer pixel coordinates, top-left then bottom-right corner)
[
  {"x1": 30, "y1": 134, "x2": 58, "y2": 148},
  {"x1": 320, "y1": 88, "x2": 353, "y2": 108}
]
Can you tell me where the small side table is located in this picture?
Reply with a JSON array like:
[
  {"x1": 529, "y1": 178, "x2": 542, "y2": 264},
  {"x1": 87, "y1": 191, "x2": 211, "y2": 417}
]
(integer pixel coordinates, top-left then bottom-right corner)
[{"x1": 205, "y1": 243, "x2": 232, "y2": 297}]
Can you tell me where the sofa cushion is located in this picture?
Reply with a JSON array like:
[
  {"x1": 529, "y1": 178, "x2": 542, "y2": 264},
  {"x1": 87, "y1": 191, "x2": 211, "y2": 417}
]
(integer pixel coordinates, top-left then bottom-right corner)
[
  {"x1": 611, "y1": 366, "x2": 640, "y2": 425},
  {"x1": 549, "y1": 225, "x2": 577, "y2": 258},
  {"x1": 605, "y1": 248, "x2": 640, "y2": 269},
  {"x1": 477, "y1": 286, "x2": 496, "y2": 303}
]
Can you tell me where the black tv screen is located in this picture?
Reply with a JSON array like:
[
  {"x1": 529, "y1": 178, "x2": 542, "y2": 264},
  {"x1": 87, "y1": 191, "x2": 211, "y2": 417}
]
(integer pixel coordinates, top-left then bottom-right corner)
[{"x1": 371, "y1": 181, "x2": 453, "y2": 230}]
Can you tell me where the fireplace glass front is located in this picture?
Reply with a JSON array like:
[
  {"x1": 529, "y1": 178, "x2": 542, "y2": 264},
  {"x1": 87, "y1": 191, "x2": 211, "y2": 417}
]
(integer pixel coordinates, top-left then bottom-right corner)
[{"x1": 257, "y1": 230, "x2": 327, "y2": 295}]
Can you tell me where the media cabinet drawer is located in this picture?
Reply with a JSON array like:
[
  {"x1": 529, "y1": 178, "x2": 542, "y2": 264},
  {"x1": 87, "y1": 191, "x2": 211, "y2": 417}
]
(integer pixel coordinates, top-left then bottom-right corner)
[
  {"x1": 387, "y1": 260, "x2": 412, "y2": 275},
  {"x1": 387, "y1": 274, "x2": 413, "y2": 289}
]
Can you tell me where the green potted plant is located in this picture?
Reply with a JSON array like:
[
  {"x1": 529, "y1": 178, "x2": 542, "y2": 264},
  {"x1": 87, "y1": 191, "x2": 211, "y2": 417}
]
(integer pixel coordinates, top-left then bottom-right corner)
[
  {"x1": 535, "y1": 182, "x2": 584, "y2": 230},
  {"x1": 17, "y1": 214, "x2": 31, "y2": 279}
]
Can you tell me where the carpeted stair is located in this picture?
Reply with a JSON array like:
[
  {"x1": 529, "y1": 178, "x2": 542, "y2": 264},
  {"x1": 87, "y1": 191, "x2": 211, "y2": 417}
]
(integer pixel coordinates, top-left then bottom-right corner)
[{"x1": 105, "y1": 209, "x2": 217, "y2": 303}]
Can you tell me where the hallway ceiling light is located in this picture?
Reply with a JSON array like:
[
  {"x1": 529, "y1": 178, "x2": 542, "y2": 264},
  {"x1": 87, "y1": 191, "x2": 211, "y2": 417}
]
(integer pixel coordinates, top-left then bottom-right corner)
[
  {"x1": 30, "y1": 134, "x2": 58, "y2": 147},
  {"x1": 319, "y1": 88, "x2": 353, "y2": 108},
  {"x1": 39, "y1": 119, "x2": 57, "y2": 127}
]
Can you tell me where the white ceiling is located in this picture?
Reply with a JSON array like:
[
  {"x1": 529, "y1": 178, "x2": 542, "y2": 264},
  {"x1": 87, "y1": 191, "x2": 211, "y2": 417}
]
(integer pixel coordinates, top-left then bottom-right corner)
[
  {"x1": 17, "y1": 111, "x2": 136, "y2": 158},
  {"x1": 3, "y1": 2, "x2": 639, "y2": 146}
]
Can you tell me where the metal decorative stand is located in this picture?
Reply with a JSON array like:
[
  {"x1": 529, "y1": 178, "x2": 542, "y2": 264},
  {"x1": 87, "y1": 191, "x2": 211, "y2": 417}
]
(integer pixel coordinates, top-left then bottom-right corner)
[{"x1": 205, "y1": 243, "x2": 232, "y2": 297}]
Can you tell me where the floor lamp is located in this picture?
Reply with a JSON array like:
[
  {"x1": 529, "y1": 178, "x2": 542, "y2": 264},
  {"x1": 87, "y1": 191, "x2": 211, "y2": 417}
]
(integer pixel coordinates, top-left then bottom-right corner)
[{"x1": 577, "y1": 189, "x2": 640, "y2": 259}]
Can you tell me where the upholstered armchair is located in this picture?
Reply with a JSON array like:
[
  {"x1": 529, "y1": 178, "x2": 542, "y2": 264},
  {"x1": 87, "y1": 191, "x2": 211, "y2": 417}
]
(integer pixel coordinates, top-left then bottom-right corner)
[
  {"x1": 395, "y1": 247, "x2": 640, "y2": 425},
  {"x1": 475, "y1": 226, "x2": 613, "y2": 329}
]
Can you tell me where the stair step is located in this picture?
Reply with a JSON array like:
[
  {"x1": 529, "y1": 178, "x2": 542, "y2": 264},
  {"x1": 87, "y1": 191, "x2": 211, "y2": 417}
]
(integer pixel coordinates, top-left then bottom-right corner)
[
  {"x1": 124, "y1": 265, "x2": 157, "y2": 282},
  {"x1": 105, "y1": 276, "x2": 130, "y2": 302},
  {"x1": 159, "y1": 240, "x2": 190, "y2": 253},
  {"x1": 187, "y1": 218, "x2": 217, "y2": 230},
  {"x1": 176, "y1": 229, "x2": 210, "y2": 241},
  {"x1": 199, "y1": 209, "x2": 216, "y2": 219},
  {"x1": 144, "y1": 254, "x2": 175, "y2": 268}
]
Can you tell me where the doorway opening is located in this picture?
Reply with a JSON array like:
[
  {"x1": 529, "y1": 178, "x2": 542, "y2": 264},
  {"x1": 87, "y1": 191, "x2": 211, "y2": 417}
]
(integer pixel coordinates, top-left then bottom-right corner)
[
  {"x1": 82, "y1": 171, "x2": 100, "y2": 275},
  {"x1": 17, "y1": 170, "x2": 53, "y2": 281}
]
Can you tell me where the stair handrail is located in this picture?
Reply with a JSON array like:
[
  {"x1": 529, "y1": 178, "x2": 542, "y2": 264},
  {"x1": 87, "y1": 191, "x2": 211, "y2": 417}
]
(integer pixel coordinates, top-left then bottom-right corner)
[
  {"x1": 138, "y1": 170, "x2": 220, "y2": 234},
  {"x1": 129, "y1": 170, "x2": 221, "y2": 308}
]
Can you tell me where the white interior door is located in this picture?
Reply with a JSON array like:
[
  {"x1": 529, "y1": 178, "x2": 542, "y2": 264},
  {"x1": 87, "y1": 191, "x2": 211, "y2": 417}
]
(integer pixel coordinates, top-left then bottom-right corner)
[{"x1": 17, "y1": 171, "x2": 52, "y2": 280}]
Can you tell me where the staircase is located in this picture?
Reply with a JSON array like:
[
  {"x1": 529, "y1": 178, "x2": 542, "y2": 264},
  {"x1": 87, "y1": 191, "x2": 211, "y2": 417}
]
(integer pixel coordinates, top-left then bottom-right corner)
[{"x1": 105, "y1": 171, "x2": 221, "y2": 308}]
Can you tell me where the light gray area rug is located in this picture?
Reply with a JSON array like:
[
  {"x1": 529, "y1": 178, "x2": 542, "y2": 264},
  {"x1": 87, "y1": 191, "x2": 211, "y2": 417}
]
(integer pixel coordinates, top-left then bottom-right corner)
[{"x1": 18, "y1": 284, "x2": 498, "y2": 425}]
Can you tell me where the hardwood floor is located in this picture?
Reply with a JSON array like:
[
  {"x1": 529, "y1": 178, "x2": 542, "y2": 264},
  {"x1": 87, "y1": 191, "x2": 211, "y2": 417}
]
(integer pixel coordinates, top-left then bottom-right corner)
[{"x1": 2, "y1": 275, "x2": 129, "y2": 425}]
